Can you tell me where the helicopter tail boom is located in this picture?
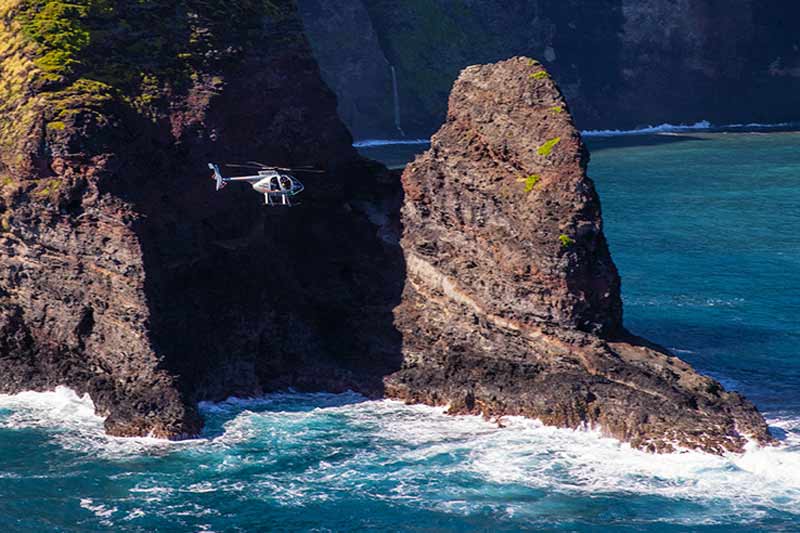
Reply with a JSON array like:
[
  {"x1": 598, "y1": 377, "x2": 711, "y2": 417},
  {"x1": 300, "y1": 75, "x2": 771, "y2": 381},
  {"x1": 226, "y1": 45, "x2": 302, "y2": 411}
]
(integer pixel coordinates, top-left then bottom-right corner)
[{"x1": 208, "y1": 163, "x2": 227, "y2": 191}]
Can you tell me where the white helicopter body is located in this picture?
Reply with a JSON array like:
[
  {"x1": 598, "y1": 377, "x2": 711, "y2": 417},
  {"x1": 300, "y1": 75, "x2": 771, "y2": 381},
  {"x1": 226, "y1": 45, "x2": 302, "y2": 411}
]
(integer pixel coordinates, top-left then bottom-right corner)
[{"x1": 208, "y1": 163, "x2": 308, "y2": 206}]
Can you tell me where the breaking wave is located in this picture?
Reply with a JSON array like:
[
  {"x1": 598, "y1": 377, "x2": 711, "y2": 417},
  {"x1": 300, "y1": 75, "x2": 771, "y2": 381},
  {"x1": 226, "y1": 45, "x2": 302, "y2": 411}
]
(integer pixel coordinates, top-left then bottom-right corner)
[
  {"x1": 581, "y1": 120, "x2": 795, "y2": 137},
  {"x1": 0, "y1": 387, "x2": 193, "y2": 458},
  {"x1": 0, "y1": 388, "x2": 798, "y2": 528}
]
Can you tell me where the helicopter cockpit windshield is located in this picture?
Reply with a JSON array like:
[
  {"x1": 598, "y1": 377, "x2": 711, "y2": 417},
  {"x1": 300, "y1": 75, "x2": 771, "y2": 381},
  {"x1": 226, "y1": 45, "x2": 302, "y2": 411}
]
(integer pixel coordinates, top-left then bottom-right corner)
[{"x1": 269, "y1": 176, "x2": 280, "y2": 192}]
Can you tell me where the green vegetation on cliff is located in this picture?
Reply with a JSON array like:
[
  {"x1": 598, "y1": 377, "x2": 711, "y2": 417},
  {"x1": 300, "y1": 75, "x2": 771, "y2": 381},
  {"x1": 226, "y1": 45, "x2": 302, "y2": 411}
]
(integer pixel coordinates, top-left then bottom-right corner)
[
  {"x1": 537, "y1": 136, "x2": 561, "y2": 156},
  {"x1": 17, "y1": 0, "x2": 104, "y2": 80},
  {"x1": 518, "y1": 173, "x2": 540, "y2": 192},
  {"x1": 0, "y1": 0, "x2": 297, "y2": 180}
]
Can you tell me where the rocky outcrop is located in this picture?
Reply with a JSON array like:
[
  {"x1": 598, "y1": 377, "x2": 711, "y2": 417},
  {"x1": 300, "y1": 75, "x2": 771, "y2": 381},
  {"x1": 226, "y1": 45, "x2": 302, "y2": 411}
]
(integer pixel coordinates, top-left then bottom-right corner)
[
  {"x1": 385, "y1": 57, "x2": 772, "y2": 453},
  {"x1": 297, "y1": 0, "x2": 800, "y2": 138}
]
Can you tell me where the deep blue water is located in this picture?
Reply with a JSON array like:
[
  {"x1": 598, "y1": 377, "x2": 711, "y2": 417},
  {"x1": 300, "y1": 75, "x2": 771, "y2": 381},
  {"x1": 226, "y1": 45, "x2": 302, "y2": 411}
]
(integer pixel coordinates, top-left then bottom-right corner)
[{"x1": 1, "y1": 132, "x2": 798, "y2": 531}]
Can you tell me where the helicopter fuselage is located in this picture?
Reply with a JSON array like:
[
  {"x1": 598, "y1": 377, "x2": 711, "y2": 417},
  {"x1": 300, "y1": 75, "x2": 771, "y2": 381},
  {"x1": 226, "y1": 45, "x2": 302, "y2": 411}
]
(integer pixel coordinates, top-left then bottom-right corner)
[
  {"x1": 209, "y1": 163, "x2": 306, "y2": 206},
  {"x1": 250, "y1": 170, "x2": 298, "y2": 194}
]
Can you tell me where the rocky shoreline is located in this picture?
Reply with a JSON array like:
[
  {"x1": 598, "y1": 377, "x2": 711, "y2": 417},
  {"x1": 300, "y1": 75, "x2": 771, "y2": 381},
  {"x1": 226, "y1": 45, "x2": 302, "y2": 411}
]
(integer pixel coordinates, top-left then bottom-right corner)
[{"x1": 0, "y1": 2, "x2": 772, "y2": 452}]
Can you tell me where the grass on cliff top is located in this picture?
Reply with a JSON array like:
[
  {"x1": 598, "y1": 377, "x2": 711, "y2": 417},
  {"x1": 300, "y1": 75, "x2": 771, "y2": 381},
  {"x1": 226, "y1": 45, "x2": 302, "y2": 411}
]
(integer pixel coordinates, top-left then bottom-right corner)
[
  {"x1": 15, "y1": 0, "x2": 293, "y2": 79},
  {"x1": 559, "y1": 234, "x2": 575, "y2": 247},
  {"x1": 10, "y1": 0, "x2": 295, "y2": 107}
]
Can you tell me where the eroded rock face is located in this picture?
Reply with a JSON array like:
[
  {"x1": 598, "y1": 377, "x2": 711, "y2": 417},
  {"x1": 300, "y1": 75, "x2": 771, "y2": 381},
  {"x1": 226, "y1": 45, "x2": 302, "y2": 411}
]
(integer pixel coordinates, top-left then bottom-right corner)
[{"x1": 387, "y1": 57, "x2": 772, "y2": 454}]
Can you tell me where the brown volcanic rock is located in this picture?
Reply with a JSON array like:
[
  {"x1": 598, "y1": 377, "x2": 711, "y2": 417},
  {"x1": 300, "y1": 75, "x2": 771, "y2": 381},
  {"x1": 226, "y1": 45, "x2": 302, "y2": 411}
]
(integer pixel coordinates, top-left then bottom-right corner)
[{"x1": 387, "y1": 57, "x2": 772, "y2": 454}]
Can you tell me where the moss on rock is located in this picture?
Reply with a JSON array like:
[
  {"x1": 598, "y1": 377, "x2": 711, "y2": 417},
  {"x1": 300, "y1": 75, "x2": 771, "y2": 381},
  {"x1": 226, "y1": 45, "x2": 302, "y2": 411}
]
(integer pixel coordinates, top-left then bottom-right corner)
[{"x1": 537, "y1": 136, "x2": 561, "y2": 157}]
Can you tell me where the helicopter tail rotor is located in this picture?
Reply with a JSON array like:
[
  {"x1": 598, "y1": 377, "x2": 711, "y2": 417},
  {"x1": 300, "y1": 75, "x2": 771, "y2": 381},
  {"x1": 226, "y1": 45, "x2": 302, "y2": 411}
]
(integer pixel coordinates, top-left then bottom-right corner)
[{"x1": 208, "y1": 163, "x2": 227, "y2": 191}]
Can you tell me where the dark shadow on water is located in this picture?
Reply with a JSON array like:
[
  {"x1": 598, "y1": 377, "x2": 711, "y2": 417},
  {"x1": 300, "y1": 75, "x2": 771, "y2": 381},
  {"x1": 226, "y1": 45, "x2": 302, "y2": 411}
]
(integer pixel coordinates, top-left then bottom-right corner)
[
  {"x1": 356, "y1": 134, "x2": 710, "y2": 170},
  {"x1": 356, "y1": 143, "x2": 430, "y2": 170},
  {"x1": 585, "y1": 133, "x2": 708, "y2": 152}
]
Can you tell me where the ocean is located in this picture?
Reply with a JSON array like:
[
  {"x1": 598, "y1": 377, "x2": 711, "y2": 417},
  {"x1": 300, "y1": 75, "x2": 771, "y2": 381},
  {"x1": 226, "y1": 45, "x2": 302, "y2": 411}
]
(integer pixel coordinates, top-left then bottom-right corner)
[{"x1": 1, "y1": 131, "x2": 798, "y2": 532}]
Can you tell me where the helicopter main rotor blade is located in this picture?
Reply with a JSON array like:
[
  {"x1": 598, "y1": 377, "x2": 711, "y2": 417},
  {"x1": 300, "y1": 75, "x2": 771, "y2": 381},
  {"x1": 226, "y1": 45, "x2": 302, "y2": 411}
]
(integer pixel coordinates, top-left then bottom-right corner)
[
  {"x1": 224, "y1": 163, "x2": 265, "y2": 169},
  {"x1": 226, "y1": 162, "x2": 325, "y2": 173},
  {"x1": 246, "y1": 161, "x2": 323, "y2": 172}
]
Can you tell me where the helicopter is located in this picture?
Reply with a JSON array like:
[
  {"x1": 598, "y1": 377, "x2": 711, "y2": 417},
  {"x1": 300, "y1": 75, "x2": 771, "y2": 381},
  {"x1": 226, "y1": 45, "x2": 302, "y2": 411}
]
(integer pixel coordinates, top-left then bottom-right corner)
[{"x1": 208, "y1": 162, "x2": 321, "y2": 206}]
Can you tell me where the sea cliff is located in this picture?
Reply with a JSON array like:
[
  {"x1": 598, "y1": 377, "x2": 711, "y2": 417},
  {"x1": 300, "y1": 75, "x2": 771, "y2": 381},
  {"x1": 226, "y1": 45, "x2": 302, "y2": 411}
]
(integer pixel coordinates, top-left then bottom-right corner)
[{"x1": 298, "y1": 0, "x2": 800, "y2": 138}]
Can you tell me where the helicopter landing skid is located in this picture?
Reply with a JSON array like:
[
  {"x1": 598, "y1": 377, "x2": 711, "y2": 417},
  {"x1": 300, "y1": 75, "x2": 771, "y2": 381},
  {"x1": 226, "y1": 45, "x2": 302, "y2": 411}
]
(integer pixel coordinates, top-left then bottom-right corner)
[{"x1": 264, "y1": 193, "x2": 293, "y2": 207}]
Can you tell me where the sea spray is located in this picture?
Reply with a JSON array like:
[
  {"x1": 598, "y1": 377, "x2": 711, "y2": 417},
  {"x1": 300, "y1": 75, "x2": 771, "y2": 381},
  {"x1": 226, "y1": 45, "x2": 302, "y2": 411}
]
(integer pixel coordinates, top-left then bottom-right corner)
[{"x1": 0, "y1": 386, "x2": 192, "y2": 458}]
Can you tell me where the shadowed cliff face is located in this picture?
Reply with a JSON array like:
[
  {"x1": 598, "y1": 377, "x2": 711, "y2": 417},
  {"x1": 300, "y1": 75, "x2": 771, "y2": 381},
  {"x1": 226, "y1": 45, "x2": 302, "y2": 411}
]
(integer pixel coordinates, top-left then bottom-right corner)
[
  {"x1": 297, "y1": 0, "x2": 800, "y2": 138},
  {"x1": 0, "y1": 0, "x2": 406, "y2": 437},
  {"x1": 386, "y1": 57, "x2": 772, "y2": 454}
]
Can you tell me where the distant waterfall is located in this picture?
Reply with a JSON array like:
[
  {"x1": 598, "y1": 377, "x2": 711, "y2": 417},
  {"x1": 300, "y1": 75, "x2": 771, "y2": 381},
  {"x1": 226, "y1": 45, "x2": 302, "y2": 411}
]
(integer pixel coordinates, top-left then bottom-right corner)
[{"x1": 390, "y1": 65, "x2": 406, "y2": 137}]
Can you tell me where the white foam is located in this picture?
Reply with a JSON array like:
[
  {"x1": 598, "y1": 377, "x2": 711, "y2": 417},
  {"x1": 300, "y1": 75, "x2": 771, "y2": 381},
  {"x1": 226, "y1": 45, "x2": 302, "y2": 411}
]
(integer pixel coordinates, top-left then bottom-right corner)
[
  {"x1": 80, "y1": 498, "x2": 118, "y2": 519},
  {"x1": 582, "y1": 120, "x2": 713, "y2": 137},
  {"x1": 0, "y1": 386, "x2": 191, "y2": 458},
  {"x1": 201, "y1": 395, "x2": 800, "y2": 522},
  {"x1": 0, "y1": 386, "x2": 100, "y2": 431},
  {"x1": 3, "y1": 388, "x2": 799, "y2": 524},
  {"x1": 582, "y1": 120, "x2": 795, "y2": 137}
]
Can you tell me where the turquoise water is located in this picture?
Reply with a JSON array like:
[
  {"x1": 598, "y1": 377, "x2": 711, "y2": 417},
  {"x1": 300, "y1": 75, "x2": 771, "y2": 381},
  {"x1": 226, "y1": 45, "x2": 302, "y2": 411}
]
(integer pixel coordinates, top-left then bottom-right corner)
[{"x1": 1, "y1": 132, "x2": 799, "y2": 531}]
